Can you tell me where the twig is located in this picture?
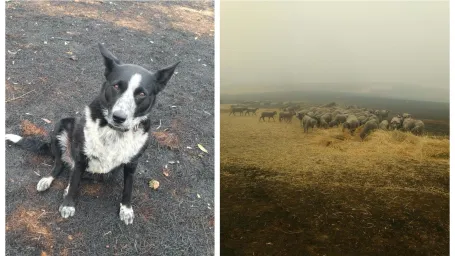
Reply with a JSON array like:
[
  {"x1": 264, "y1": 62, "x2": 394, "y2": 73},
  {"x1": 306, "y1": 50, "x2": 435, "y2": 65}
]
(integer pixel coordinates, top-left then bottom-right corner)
[
  {"x1": 51, "y1": 37, "x2": 73, "y2": 41},
  {"x1": 156, "y1": 119, "x2": 162, "y2": 130},
  {"x1": 5, "y1": 89, "x2": 35, "y2": 103}
]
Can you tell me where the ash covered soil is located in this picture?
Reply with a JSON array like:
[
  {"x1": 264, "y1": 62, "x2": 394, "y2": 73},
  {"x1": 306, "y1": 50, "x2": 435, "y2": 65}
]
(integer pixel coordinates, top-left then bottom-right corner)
[{"x1": 5, "y1": 1, "x2": 214, "y2": 255}]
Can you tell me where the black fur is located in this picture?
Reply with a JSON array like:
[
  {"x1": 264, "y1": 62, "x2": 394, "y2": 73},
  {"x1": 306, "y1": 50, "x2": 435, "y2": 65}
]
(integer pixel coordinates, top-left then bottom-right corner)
[{"x1": 14, "y1": 137, "x2": 51, "y2": 156}]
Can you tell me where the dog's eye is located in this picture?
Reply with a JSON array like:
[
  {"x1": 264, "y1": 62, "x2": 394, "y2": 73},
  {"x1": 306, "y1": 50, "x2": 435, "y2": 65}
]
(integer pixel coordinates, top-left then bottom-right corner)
[
  {"x1": 139, "y1": 92, "x2": 145, "y2": 97},
  {"x1": 113, "y1": 84, "x2": 119, "y2": 90}
]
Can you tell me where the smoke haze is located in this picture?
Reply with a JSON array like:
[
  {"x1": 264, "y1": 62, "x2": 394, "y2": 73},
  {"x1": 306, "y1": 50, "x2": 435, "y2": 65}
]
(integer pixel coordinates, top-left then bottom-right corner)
[{"x1": 221, "y1": 1, "x2": 449, "y2": 103}]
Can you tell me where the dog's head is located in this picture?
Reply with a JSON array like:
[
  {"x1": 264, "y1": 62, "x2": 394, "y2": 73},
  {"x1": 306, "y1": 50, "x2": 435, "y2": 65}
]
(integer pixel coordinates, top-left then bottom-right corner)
[{"x1": 98, "y1": 43, "x2": 180, "y2": 131}]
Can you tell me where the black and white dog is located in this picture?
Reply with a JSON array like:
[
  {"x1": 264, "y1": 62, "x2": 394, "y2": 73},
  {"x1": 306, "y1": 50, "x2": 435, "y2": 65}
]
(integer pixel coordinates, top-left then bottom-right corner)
[{"x1": 5, "y1": 43, "x2": 179, "y2": 225}]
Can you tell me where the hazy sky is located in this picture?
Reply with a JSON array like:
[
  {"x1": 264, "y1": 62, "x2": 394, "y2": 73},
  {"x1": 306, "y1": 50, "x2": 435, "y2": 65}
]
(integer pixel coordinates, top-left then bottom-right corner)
[{"x1": 221, "y1": 1, "x2": 449, "y2": 102}]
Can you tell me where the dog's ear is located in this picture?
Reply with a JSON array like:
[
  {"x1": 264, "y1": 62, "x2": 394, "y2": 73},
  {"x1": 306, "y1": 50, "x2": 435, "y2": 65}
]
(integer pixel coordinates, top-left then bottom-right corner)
[
  {"x1": 98, "y1": 43, "x2": 122, "y2": 76},
  {"x1": 153, "y1": 61, "x2": 180, "y2": 93}
]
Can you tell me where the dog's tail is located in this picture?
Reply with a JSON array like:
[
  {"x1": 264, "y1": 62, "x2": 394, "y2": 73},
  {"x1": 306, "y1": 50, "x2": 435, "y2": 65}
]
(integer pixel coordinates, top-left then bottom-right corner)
[{"x1": 6, "y1": 134, "x2": 52, "y2": 156}]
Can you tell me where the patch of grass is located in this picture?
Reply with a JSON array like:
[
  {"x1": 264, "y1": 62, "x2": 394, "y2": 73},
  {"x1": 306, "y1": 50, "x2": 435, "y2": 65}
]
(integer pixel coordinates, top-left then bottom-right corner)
[
  {"x1": 6, "y1": 206, "x2": 55, "y2": 252},
  {"x1": 220, "y1": 109, "x2": 449, "y2": 255}
]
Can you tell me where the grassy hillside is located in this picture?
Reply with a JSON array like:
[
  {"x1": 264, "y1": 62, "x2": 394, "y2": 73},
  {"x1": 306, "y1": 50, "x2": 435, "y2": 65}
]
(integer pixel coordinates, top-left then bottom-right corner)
[
  {"x1": 220, "y1": 107, "x2": 449, "y2": 255},
  {"x1": 221, "y1": 100, "x2": 450, "y2": 136}
]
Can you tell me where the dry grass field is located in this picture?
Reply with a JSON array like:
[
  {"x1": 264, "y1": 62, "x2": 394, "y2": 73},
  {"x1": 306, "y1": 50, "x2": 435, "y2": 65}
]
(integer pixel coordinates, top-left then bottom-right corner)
[{"x1": 220, "y1": 104, "x2": 449, "y2": 255}]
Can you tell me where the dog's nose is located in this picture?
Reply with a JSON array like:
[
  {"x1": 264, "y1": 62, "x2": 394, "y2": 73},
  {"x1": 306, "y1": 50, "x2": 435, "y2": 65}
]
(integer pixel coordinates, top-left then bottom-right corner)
[{"x1": 113, "y1": 111, "x2": 127, "y2": 124}]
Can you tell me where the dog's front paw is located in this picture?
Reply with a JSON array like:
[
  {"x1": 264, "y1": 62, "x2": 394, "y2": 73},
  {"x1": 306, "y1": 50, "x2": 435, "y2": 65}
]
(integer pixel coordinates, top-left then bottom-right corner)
[
  {"x1": 119, "y1": 203, "x2": 134, "y2": 225},
  {"x1": 37, "y1": 176, "x2": 55, "y2": 192},
  {"x1": 59, "y1": 204, "x2": 76, "y2": 218}
]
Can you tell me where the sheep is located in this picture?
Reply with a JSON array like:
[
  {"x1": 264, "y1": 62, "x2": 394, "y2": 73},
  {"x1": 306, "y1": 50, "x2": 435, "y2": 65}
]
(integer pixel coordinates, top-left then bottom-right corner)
[
  {"x1": 319, "y1": 119, "x2": 329, "y2": 129},
  {"x1": 402, "y1": 113, "x2": 412, "y2": 119},
  {"x1": 296, "y1": 110, "x2": 310, "y2": 120},
  {"x1": 402, "y1": 118, "x2": 425, "y2": 135},
  {"x1": 229, "y1": 107, "x2": 247, "y2": 116},
  {"x1": 279, "y1": 111, "x2": 295, "y2": 123},
  {"x1": 320, "y1": 113, "x2": 332, "y2": 123},
  {"x1": 244, "y1": 108, "x2": 259, "y2": 116},
  {"x1": 360, "y1": 119, "x2": 379, "y2": 140},
  {"x1": 389, "y1": 116, "x2": 403, "y2": 130},
  {"x1": 357, "y1": 115, "x2": 368, "y2": 125},
  {"x1": 373, "y1": 109, "x2": 389, "y2": 122},
  {"x1": 333, "y1": 114, "x2": 347, "y2": 125},
  {"x1": 301, "y1": 115, "x2": 317, "y2": 133},
  {"x1": 366, "y1": 115, "x2": 380, "y2": 124},
  {"x1": 259, "y1": 111, "x2": 277, "y2": 122},
  {"x1": 328, "y1": 120, "x2": 338, "y2": 127},
  {"x1": 379, "y1": 120, "x2": 389, "y2": 130},
  {"x1": 342, "y1": 115, "x2": 360, "y2": 135}
]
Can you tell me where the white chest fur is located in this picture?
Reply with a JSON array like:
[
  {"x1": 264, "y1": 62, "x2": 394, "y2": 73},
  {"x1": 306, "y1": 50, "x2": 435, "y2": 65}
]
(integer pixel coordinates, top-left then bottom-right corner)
[{"x1": 83, "y1": 107, "x2": 148, "y2": 174}]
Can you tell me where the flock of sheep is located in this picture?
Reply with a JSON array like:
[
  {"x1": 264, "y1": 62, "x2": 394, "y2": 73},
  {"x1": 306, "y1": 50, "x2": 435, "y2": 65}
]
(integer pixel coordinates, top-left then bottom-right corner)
[{"x1": 229, "y1": 103, "x2": 425, "y2": 140}]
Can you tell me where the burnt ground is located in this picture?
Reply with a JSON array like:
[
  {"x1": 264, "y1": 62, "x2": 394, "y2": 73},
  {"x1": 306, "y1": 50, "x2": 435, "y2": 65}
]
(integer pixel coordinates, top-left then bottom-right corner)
[
  {"x1": 5, "y1": 1, "x2": 214, "y2": 255},
  {"x1": 221, "y1": 166, "x2": 449, "y2": 256}
]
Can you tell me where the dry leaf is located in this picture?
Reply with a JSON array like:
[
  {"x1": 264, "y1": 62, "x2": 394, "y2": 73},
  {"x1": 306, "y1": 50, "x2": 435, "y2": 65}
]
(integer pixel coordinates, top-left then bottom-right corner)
[
  {"x1": 198, "y1": 144, "x2": 208, "y2": 153},
  {"x1": 149, "y1": 180, "x2": 160, "y2": 190},
  {"x1": 163, "y1": 168, "x2": 170, "y2": 177},
  {"x1": 152, "y1": 131, "x2": 180, "y2": 149},
  {"x1": 21, "y1": 120, "x2": 48, "y2": 137}
]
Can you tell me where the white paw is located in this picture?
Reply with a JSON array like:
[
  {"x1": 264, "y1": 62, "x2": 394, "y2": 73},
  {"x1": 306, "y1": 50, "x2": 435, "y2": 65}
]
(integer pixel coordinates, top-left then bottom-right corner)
[
  {"x1": 5, "y1": 134, "x2": 22, "y2": 143},
  {"x1": 119, "y1": 203, "x2": 134, "y2": 225},
  {"x1": 59, "y1": 205, "x2": 75, "y2": 218},
  {"x1": 37, "y1": 176, "x2": 55, "y2": 192}
]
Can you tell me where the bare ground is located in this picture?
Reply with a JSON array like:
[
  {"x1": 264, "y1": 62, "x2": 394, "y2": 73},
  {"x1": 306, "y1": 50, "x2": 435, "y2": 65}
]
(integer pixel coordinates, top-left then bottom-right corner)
[{"x1": 5, "y1": 1, "x2": 214, "y2": 255}]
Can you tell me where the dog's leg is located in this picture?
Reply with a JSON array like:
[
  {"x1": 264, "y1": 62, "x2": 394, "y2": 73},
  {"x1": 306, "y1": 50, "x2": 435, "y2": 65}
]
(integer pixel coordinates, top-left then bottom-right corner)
[
  {"x1": 37, "y1": 159, "x2": 64, "y2": 192},
  {"x1": 59, "y1": 161, "x2": 85, "y2": 218},
  {"x1": 37, "y1": 127, "x2": 66, "y2": 192},
  {"x1": 119, "y1": 162, "x2": 136, "y2": 225}
]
